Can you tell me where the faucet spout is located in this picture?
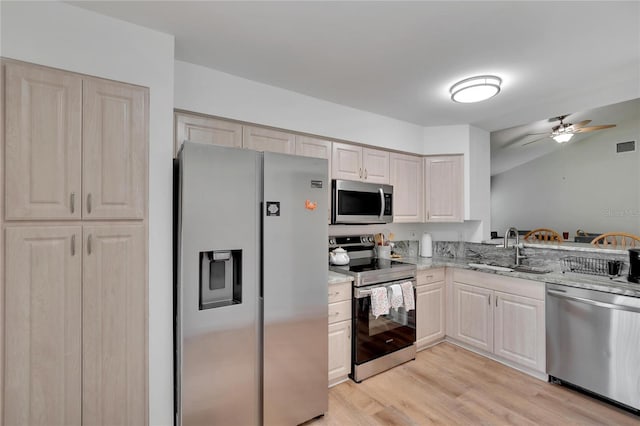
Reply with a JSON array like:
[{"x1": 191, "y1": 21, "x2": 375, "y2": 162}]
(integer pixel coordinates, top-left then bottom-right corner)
[{"x1": 504, "y1": 227, "x2": 524, "y2": 266}]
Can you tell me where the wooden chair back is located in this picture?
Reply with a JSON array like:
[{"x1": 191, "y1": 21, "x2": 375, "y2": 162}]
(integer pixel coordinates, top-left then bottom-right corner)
[
  {"x1": 523, "y1": 228, "x2": 564, "y2": 243},
  {"x1": 591, "y1": 232, "x2": 640, "y2": 249}
]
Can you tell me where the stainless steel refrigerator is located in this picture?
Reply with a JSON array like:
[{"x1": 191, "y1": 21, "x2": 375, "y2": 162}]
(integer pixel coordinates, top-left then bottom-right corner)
[{"x1": 175, "y1": 142, "x2": 329, "y2": 425}]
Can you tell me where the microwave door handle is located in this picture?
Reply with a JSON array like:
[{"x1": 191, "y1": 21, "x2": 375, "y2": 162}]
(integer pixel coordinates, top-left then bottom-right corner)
[{"x1": 378, "y1": 188, "x2": 384, "y2": 218}]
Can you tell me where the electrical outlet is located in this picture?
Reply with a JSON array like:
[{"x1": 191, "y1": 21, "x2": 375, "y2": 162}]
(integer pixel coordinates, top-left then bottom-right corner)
[{"x1": 409, "y1": 230, "x2": 417, "y2": 238}]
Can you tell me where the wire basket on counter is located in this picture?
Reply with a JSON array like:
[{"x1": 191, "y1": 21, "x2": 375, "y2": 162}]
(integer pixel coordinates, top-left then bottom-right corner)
[{"x1": 561, "y1": 256, "x2": 623, "y2": 277}]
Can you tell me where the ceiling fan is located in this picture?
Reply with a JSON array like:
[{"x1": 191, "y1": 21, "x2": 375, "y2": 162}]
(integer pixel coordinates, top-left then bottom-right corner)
[{"x1": 521, "y1": 114, "x2": 616, "y2": 146}]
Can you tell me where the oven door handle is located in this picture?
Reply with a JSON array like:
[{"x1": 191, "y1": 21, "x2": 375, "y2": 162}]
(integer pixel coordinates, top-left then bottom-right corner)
[
  {"x1": 378, "y1": 188, "x2": 385, "y2": 219},
  {"x1": 354, "y1": 281, "x2": 415, "y2": 299}
]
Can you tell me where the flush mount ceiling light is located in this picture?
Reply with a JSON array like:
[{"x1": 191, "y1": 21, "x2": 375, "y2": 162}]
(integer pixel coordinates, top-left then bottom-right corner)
[{"x1": 450, "y1": 75, "x2": 502, "y2": 103}]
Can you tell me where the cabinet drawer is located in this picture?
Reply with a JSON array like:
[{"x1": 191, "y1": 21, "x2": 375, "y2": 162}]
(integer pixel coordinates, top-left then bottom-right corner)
[
  {"x1": 417, "y1": 268, "x2": 445, "y2": 286},
  {"x1": 328, "y1": 282, "x2": 352, "y2": 303},
  {"x1": 328, "y1": 300, "x2": 351, "y2": 324}
]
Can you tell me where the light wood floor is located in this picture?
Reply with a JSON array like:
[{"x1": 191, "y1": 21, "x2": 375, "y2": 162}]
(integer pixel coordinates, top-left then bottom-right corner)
[{"x1": 311, "y1": 342, "x2": 640, "y2": 425}]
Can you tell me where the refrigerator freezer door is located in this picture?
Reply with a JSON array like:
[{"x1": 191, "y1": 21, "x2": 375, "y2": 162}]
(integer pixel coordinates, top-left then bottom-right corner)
[
  {"x1": 177, "y1": 143, "x2": 261, "y2": 426},
  {"x1": 262, "y1": 152, "x2": 329, "y2": 425}
]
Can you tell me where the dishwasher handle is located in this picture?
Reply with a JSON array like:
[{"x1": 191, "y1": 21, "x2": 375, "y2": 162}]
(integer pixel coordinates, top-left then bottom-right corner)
[{"x1": 547, "y1": 289, "x2": 640, "y2": 314}]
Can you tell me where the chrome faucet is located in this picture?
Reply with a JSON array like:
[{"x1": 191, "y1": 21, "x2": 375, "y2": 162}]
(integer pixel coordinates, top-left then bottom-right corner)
[{"x1": 504, "y1": 227, "x2": 525, "y2": 266}]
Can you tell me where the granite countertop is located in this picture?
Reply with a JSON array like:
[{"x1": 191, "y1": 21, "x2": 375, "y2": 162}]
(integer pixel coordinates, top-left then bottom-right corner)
[
  {"x1": 397, "y1": 256, "x2": 640, "y2": 298},
  {"x1": 328, "y1": 270, "x2": 353, "y2": 285}
]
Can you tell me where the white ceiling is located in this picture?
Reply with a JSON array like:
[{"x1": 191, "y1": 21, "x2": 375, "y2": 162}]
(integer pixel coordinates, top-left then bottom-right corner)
[{"x1": 71, "y1": 1, "x2": 640, "y2": 133}]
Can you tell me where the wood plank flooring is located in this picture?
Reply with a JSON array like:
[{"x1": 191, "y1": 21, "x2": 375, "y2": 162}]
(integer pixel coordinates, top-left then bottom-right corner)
[{"x1": 310, "y1": 342, "x2": 640, "y2": 425}]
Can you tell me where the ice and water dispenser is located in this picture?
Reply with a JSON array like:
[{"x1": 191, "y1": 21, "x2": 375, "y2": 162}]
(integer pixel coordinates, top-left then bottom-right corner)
[{"x1": 199, "y1": 250, "x2": 242, "y2": 310}]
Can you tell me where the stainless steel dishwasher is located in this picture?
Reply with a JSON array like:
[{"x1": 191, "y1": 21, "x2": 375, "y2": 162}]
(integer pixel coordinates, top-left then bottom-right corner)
[{"x1": 546, "y1": 283, "x2": 640, "y2": 412}]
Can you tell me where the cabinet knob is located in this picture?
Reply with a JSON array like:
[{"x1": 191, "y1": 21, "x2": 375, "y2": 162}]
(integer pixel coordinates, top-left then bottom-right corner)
[
  {"x1": 87, "y1": 193, "x2": 92, "y2": 214},
  {"x1": 71, "y1": 234, "x2": 76, "y2": 256},
  {"x1": 359, "y1": 168, "x2": 362, "y2": 178},
  {"x1": 70, "y1": 192, "x2": 75, "y2": 214},
  {"x1": 87, "y1": 234, "x2": 92, "y2": 255},
  {"x1": 364, "y1": 169, "x2": 368, "y2": 179}
]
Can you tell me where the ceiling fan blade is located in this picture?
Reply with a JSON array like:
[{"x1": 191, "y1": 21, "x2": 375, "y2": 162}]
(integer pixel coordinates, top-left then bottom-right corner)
[
  {"x1": 522, "y1": 136, "x2": 549, "y2": 146},
  {"x1": 572, "y1": 124, "x2": 616, "y2": 133},
  {"x1": 571, "y1": 120, "x2": 591, "y2": 129}
]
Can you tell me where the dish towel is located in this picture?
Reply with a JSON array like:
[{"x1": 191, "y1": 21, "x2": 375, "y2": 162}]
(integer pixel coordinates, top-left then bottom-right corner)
[
  {"x1": 400, "y1": 281, "x2": 415, "y2": 312},
  {"x1": 389, "y1": 284, "x2": 404, "y2": 310},
  {"x1": 370, "y1": 286, "x2": 390, "y2": 318}
]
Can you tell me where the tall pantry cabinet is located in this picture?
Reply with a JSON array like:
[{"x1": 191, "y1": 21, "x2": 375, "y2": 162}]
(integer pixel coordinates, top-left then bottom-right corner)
[{"x1": 1, "y1": 60, "x2": 148, "y2": 425}]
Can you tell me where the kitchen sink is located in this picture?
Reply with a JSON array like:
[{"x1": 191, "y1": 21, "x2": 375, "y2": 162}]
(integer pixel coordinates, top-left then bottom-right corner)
[
  {"x1": 510, "y1": 265, "x2": 551, "y2": 274},
  {"x1": 468, "y1": 263, "x2": 551, "y2": 275}
]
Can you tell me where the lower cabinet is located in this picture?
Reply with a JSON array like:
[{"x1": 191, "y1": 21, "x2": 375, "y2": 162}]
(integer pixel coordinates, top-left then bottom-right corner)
[
  {"x1": 416, "y1": 269, "x2": 445, "y2": 350},
  {"x1": 328, "y1": 281, "x2": 352, "y2": 387},
  {"x1": 448, "y1": 269, "x2": 545, "y2": 373},
  {"x1": 4, "y1": 224, "x2": 147, "y2": 425}
]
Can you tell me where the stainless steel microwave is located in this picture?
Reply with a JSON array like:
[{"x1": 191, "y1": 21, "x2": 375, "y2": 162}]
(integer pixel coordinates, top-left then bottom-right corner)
[{"x1": 331, "y1": 179, "x2": 393, "y2": 224}]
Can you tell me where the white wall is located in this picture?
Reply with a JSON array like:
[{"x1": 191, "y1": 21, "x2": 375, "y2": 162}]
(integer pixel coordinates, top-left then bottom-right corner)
[
  {"x1": 1, "y1": 2, "x2": 175, "y2": 424},
  {"x1": 491, "y1": 115, "x2": 640, "y2": 236},
  {"x1": 175, "y1": 60, "x2": 425, "y2": 153},
  {"x1": 469, "y1": 126, "x2": 491, "y2": 240}
]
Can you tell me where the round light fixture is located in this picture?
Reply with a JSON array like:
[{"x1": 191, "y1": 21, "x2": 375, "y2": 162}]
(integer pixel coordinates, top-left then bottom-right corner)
[
  {"x1": 552, "y1": 133, "x2": 573, "y2": 143},
  {"x1": 450, "y1": 75, "x2": 502, "y2": 103}
]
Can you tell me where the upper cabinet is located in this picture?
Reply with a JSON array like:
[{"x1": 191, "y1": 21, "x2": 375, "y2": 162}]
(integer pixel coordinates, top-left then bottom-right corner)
[
  {"x1": 390, "y1": 153, "x2": 423, "y2": 223},
  {"x1": 5, "y1": 63, "x2": 82, "y2": 220},
  {"x1": 243, "y1": 125, "x2": 295, "y2": 154},
  {"x1": 174, "y1": 112, "x2": 242, "y2": 156},
  {"x1": 83, "y1": 78, "x2": 147, "y2": 220},
  {"x1": 332, "y1": 142, "x2": 389, "y2": 184},
  {"x1": 4, "y1": 63, "x2": 148, "y2": 221},
  {"x1": 424, "y1": 155, "x2": 463, "y2": 222}
]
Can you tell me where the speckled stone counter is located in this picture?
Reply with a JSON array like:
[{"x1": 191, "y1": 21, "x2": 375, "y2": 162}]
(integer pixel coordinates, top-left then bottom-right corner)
[
  {"x1": 328, "y1": 270, "x2": 353, "y2": 284},
  {"x1": 397, "y1": 256, "x2": 640, "y2": 298}
]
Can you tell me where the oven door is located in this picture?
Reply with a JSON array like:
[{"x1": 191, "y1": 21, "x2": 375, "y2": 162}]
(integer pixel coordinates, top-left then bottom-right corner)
[
  {"x1": 353, "y1": 280, "x2": 416, "y2": 365},
  {"x1": 331, "y1": 179, "x2": 393, "y2": 224}
]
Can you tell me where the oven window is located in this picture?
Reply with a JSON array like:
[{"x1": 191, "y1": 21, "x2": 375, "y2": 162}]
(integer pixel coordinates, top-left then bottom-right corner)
[
  {"x1": 354, "y1": 293, "x2": 416, "y2": 364},
  {"x1": 337, "y1": 190, "x2": 381, "y2": 216}
]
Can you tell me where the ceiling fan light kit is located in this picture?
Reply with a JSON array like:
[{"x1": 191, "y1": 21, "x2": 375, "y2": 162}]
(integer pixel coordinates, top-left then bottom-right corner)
[
  {"x1": 450, "y1": 75, "x2": 502, "y2": 103},
  {"x1": 552, "y1": 133, "x2": 573, "y2": 143}
]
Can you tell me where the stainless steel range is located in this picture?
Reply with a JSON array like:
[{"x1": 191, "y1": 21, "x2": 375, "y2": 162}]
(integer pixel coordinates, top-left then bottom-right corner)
[{"x1": 329, "y1": 235, "x2": 417, "y2": 382}]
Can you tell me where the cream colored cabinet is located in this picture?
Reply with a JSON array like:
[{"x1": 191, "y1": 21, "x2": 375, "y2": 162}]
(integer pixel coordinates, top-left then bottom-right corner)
[
  {"x1": 174, "y1": 111, "x2": 242, "y2": 156},
  {"x1": 328, "y1": 280, "x2": 352, "y2": 387},
  {"x1": 2, "y1": 60, "x2": 148, "y2": 425},
  {"x1": 332, "y1": 142, "x2": 389, "y2": 183},
  {"x1": 4, "y1": 226, "x2": 82, "y2": 426},
  {"x1": 5, "y1": 62, "x2": 82, "y2": 220},
  {"x1": 4, "y1": 224, "x2": 146, "y2": 425},
  {"x1": 448, "y1": 269, "x2": 546, "y2": 373},
  {"x1": 4, "y1": 63, "x2": 147, "y2": 221},
  {"x1": 390, "y1": 153, "x2": 423, "y2": 223},
  {"x1": 494, "y1": 291, "x2": 545, "y2": 372},
  {"x1": 424, "y1": 155, "x2": 463, "y2": 222},
  {"x1": 243, "y1": 125, "x2": 295, "y2": 154},
  {"x1": 450, "y1": 281, "x2": 494, "y2": 352},
  {"x1": 416, "y1": 269, "x2": 446, "y2": 350},
  {"x1": 83, "y1": 78, "x2": 147, "y2": 220},
  {"x1": 82, "y1": 224, "x2": 146, "y2": 425}
]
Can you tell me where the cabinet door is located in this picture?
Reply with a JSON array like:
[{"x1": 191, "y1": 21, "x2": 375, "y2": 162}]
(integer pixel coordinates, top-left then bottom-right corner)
[
  {"x1": 416, "y1": 282, "x2": 445, "y2": 350},
  {"x1": 390, "y1": 153, "x2": 423, "y2": 222},
  {"x1": 362, "y1": 147, "x2": 390, "y2": 184},
  {"x1": 174, "y1": 112, "x2": 242, "y2": 156},
  {"x1": 332, "y1": 142, "x2": 362, "y2": 181},
  {"x1": 494, "y1": 291, "x2": 545, "y2": 372},
  {"x1": 5, "y1": 62, "x2": 82, "y2": 220},
  {"x1": 451, "y1": 282, "x2": 493, "y2": 352},
  {"x1": 296, "y1": 135, "x2": 332, "y2": 221},
  {"x1": 4, "y1": 226, "x2": 82, "y2": 426},
  {"x1": 328, "y1": 320, "x2": 351, "y2": 387},
  {"x1": 83, "y1": 224, "x2": 146, "y2": 425},
  {"x1": 83, "y1": 78, "x2": 147, "y2": 220},
  {"x1": 424, "y1": 155, "x2": 463, "y2": 222},
  {"x1": 243, "y1": 125, "x2": 295, "y2": 154}
]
